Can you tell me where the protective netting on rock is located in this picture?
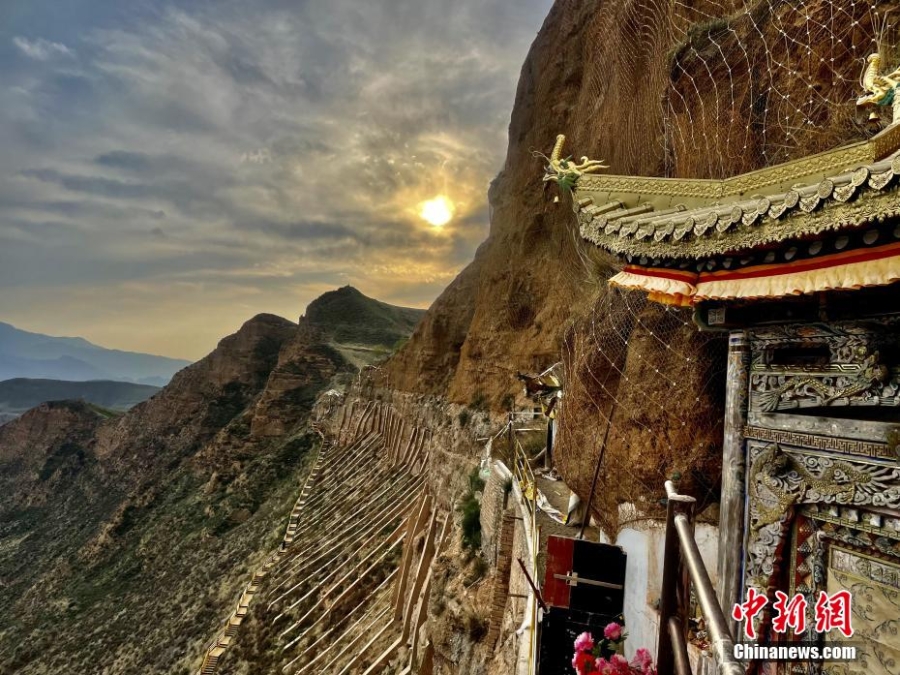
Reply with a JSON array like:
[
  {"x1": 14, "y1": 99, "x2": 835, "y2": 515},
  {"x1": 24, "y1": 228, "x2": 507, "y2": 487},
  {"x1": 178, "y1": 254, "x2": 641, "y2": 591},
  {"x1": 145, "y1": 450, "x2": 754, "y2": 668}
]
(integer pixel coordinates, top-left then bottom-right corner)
[
  {"x1": 575, "y1": 0, "x2": 900, "y2": 179},
  {"x1": 547, "y1": 0, "x2": 900, "y2": 533},
  {"x1": 554, "y1": 276, "x2": 727, "y2": 535}
]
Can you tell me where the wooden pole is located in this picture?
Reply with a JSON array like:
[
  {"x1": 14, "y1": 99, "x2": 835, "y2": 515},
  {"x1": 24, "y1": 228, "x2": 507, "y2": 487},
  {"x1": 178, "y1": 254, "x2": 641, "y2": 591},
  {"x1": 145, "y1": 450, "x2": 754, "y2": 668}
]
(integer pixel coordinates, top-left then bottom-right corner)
[
  {"x1": 578, "y1": 399, "x2": 616, "y2": 540},
  {"x1": 517, "y1": 558, "x2": 548, "y2": 612},
  {"x1": 718, "y1": 330, "x2": 750, "y2": 610}
]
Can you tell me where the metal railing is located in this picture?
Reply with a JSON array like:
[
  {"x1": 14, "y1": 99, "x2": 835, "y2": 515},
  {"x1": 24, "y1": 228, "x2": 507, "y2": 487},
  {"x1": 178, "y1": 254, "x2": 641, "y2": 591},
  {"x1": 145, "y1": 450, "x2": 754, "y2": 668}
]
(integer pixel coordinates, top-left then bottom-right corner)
[
  {"x1": 501, "y1": 419, "x2": 541, "y2": 675},
  {"x1": 658, "y1": 481, "x2": 744, "y2": 675}
]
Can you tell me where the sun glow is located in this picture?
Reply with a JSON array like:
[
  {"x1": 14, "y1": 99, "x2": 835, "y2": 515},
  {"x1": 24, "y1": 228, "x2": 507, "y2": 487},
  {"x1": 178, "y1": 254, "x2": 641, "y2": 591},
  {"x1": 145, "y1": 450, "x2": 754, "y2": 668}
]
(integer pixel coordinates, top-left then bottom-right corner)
[{"x1": 418, "y1": 195, "x2": 454, "y2": 227}]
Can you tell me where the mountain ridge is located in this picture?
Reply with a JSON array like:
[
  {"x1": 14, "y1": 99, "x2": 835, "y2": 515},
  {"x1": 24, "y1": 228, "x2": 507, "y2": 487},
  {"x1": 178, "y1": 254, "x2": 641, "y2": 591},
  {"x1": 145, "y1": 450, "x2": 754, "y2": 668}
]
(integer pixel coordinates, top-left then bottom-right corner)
[
  {"x1": 303, "y1": 285, "x2": 426, "y2": 347},
  {"x1": 0, "y1": 378, "x2": 160, "y2": 420},
  {"x1": 0, "y1": 287, "x2": 422, "y2": 674},
  {"x1": 0, "y1": 321, "x2": 192, "y2": 384}
]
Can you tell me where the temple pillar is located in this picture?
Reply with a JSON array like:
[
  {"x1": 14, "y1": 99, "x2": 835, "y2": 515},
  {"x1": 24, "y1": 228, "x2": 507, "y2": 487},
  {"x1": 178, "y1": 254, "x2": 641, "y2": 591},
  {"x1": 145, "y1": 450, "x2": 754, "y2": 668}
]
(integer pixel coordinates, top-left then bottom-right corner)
[{"x1": 717, "y1": 330, "x2": 750, "y2": 611}]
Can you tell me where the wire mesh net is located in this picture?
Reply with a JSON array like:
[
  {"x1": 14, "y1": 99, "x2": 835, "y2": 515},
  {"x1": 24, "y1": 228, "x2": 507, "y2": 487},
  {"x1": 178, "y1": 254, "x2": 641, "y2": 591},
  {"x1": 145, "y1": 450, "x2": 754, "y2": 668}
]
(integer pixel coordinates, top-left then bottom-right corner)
[
  {"x1": 570, "y1": 0, "x2": 900, "y2": 179},
  {"x1": 554, "y1": 273, "x2": 727, "y2": 535},
  {"x1": 544, "y1": 0, "x2": 900, "y2": 534}
]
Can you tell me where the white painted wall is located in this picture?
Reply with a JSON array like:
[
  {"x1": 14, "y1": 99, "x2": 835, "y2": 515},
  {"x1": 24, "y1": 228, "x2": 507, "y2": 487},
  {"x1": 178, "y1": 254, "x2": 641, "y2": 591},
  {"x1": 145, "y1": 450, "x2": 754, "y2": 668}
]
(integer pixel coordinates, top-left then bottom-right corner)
[{"x1": 609, "y1": 504, "x2": 720, "y2": 666}]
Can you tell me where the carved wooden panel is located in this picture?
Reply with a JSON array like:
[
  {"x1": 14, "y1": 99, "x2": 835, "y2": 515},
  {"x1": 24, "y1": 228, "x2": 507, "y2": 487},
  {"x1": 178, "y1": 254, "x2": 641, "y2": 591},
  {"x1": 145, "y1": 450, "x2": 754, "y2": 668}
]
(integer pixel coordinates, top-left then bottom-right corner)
[
  {"x1": 748, "y1": 322, "x2": 900, "y2": 420},
  {"x1": 740, "y1": 319, "x2": 900, "y2": 673}
]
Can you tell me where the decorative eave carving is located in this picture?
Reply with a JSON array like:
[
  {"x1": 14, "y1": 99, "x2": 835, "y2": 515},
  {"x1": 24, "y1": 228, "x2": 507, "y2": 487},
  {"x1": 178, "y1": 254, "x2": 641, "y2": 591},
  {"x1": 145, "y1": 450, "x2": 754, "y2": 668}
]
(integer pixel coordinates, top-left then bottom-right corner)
[
  {"x1": 577, "y1": 153, "x2": 900, "y2": 261},
  {"x1": 858, "y1": 53, "x2": 900, "y2": 110},
  {"x1": 535, "y1": 124, "x2": 900, "y2": 262},
  {"x1": 538, "y1": 134, "x2": 607, "y2": 192}
]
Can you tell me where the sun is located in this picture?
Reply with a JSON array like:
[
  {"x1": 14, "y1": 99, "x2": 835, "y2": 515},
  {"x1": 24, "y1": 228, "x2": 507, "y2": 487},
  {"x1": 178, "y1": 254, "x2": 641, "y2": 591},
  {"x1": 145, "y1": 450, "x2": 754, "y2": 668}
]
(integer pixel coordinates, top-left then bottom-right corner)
[{"x1": 418, "y1": 195, "x2": 454, "y2": 228}]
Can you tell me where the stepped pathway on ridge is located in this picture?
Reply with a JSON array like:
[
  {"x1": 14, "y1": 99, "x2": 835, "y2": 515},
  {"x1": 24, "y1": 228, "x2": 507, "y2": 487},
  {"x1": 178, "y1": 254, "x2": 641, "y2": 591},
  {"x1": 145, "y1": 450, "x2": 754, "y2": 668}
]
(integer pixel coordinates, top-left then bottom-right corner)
[{"x1": 200, "y1": 401, "x2": 437, "y2": 675}]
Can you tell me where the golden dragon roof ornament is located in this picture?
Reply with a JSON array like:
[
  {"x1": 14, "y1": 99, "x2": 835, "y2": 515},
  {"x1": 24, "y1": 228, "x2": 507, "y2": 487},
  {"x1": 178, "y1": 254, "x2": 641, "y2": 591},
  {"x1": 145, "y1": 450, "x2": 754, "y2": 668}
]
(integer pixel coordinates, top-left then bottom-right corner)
[
  {"x1": 537, "y1": 134, "x2": 607, "y2": 192},
  {"x1": 858, "y1": 53, "x2": 900, "y2": 112}
]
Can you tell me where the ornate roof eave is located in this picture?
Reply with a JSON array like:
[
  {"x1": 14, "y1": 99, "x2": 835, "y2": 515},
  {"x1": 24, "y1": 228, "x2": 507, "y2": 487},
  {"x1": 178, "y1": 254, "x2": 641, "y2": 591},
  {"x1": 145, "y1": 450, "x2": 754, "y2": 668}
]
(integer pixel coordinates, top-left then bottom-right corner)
[
  {"x1": 574, "y1": 155, "x2": 900, "y2": 259},
  {"x1": 580, "y1": 162, "x2": 900, "y2": 261},
  {"x1": 564, "y1": 130, "x2": 900, "y2": 262},
  {"x1": 541, "y1": 130, "x2": 900, "y2": 309}
]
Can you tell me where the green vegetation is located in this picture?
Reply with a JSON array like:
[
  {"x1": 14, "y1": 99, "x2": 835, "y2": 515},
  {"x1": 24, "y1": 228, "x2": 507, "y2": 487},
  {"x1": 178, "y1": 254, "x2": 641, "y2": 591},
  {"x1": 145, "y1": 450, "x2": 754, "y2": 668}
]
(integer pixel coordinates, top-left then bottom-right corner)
[
  {"x1": 469, "y1": 391, "x2": 488, "y2": 412},
  {"x1": 458, "y1": 409, "x2": 470, "y2": 427},
  {"x1": 0, "y1": 414, "x2": 318, "y2": 675},
  {"x1": 458, "y1": 468, "x2": 485, "y2": 552},
  {"x1": 465, "y1": 612, "x2": 488, "y2": 642}
]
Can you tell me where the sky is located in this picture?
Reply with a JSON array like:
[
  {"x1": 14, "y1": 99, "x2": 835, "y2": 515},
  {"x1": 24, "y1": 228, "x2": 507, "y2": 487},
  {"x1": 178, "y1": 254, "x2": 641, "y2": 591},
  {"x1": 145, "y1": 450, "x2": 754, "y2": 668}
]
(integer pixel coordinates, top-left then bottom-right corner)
[{"x1": 0, "y1": 0, "x2": 553, "y2": 360}]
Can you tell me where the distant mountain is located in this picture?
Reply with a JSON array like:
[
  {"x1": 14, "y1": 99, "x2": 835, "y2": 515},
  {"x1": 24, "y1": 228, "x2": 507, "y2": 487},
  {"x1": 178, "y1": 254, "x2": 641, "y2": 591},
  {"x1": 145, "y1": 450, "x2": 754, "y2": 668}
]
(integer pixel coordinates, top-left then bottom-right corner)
[
  {"x1": 0, "y1": 322, "x2": 191, "y2": 384},
  {"x1": 303, "y1": 285, "x2": 426, "y2": 347},
  {"x1": 0, "y1": 287, "x2": 424, "y2": 674},
  {"x1": 0, "y1": 379, "x2": 160, "y2": 420}
]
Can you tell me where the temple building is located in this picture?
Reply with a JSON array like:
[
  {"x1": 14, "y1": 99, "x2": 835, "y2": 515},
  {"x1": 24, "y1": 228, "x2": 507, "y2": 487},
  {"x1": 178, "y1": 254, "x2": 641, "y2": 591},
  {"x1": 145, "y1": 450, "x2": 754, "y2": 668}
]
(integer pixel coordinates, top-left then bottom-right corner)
[{"x1": 544, "y1": 92, "x2": 900, "y2": 673}]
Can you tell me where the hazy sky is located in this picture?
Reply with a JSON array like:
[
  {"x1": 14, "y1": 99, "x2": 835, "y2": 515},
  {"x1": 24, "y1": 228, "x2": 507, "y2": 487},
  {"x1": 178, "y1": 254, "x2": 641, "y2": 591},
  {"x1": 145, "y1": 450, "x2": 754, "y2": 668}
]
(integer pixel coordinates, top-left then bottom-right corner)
[{"x1": 0, "y1": 0, "x2": 552, "y2": 359}]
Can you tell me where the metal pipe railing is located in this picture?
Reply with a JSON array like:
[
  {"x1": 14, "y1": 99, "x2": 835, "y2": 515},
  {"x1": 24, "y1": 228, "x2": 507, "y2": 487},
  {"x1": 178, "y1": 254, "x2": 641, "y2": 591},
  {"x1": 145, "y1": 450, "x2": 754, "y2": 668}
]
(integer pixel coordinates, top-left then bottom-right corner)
[
  {"x1": 667, "y1": 617, "x2": 692, "y2": 675},
  {"x1": 659, "y1": 480, "x2": 745, "y2": 675}
]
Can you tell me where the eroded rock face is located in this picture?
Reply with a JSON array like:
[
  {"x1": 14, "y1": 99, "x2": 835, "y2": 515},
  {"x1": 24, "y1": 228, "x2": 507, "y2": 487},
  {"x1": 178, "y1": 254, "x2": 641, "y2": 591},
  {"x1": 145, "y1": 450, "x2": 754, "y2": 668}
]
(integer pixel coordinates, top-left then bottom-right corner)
[
  {"x1": 93, "y1": 313, "x2": 297, "y2": 465},
  {"x1": 383, "y1": 0, "x2": 874, "y2": 516},
  {"x1": 250, "y1": 323, "x2": 349, "y2": 437},
  {"x1": 0, "y1": 401, "x2": 106, "y2": 507}
]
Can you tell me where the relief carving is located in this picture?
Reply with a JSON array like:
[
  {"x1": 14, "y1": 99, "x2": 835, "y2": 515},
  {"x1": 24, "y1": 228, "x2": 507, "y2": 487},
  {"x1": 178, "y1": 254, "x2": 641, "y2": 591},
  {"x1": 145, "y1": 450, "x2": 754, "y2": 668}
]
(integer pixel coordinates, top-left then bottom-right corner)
[
  {"x1": 746, "y1": 443, "x2": 900, "y2": 591},
  {"x1": 749, "y1": 323, "x2": 900, "y2": 414},
  {"x1": 752, "y1": 351, "x2": 891, "y2": 412}
]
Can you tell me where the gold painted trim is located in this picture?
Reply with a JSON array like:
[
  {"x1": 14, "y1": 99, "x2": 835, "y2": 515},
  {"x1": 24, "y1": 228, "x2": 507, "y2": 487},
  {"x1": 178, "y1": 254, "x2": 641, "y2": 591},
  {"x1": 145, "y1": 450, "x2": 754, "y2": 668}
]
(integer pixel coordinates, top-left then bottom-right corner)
[
  {"x1": 576, "y1": 135, "x2": 895, "y2": 201},
  {"x1": 580, "y1": 189, "x2": 900, "y2": 260},
  {"x1": 742, "y1": 426, "x2": 895, "y2": 462}
]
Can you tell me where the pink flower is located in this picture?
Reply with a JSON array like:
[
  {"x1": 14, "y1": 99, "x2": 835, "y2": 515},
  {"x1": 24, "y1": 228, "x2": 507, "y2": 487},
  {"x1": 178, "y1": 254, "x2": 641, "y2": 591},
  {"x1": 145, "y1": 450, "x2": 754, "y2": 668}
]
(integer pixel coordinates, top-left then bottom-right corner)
[
  {"x1": 603, "y1": 622, "x2": 623, "y2": 641},
  {"x1": 594, "y1": 657, "x2": 611, "y2": 674},
  {"x1": 574, "y1": 631, "x2": 595, "y2": 653},
  {"x1": 631, "y1": 648, "x2": 655, "y2": 675},
  {"x1": 609, "y1": 654, "x2": 631, "y2": 675}
]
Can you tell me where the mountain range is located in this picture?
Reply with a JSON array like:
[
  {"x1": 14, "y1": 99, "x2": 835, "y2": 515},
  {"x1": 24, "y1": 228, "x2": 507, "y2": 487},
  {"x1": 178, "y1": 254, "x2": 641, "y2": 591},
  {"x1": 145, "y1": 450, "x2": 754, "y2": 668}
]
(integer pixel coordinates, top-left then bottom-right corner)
[
  {"x1": 0, "y1": 379, "x2": 160, "y2": 425},
  {"x1": 0, "y1": 321, "x2": 192, "y2": 385},
  {"x1": 0, "y1": 287, "x2": 424, "y2": 674}
]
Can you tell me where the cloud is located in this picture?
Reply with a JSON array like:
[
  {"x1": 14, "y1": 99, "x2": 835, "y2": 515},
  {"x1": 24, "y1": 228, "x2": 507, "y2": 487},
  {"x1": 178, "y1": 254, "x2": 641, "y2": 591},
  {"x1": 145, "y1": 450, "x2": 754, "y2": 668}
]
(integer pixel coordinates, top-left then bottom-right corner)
[
  {"x1": 0, "y1": 0, "x2": 553, "y2": 358},
  {"x1": 12, "y1": 36, "x2": 74, "y2": 61}
]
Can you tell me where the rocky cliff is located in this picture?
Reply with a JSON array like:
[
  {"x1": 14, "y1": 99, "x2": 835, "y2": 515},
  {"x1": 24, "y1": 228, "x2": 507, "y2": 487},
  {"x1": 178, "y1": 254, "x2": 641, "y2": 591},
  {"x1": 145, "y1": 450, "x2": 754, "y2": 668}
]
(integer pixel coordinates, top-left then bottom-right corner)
[
  {"x1": 0, "y1": 289, "x2": 422, "y2": 675},
  {"x1": 384, "y1": 0, "x2": 877, "y2": 521},
  {"x1": 1, "y1": 1, "x2": 882, "y2": 673}
]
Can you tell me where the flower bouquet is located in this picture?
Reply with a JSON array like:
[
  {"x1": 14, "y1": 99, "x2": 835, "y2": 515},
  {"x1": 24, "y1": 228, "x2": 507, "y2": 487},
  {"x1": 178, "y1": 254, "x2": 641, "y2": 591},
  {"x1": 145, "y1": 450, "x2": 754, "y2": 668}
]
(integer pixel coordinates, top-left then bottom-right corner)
[{"x1": 571, "y1": 622, "x2": 657, "y2": 675}]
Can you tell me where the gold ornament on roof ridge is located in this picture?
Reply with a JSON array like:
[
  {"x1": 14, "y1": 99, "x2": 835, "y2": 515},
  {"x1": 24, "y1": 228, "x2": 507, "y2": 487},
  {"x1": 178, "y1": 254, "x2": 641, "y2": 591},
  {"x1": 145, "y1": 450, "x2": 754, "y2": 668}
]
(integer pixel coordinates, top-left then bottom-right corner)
[
  {"x1": 858, "y1": 52, "x2": 900, "y2": 110},
  {"x1": 537, "y1": 134, "x2": 608, "y2": 192}
]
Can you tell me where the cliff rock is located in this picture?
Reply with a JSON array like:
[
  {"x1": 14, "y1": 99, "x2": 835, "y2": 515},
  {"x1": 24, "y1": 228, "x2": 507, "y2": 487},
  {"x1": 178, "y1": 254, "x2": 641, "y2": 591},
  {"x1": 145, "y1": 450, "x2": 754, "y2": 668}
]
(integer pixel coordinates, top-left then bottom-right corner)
[{"x1": 384, "y1": 0, "x2": 875, "y2": 518}]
